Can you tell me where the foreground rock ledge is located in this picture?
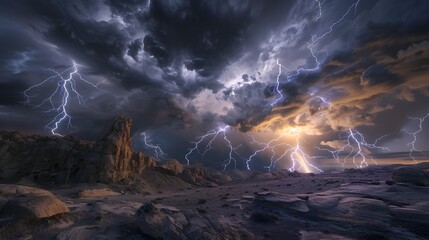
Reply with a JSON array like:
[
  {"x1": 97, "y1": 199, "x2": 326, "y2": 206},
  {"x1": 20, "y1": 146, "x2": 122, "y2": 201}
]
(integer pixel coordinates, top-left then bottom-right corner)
[
  {"x1": 0, "y1": 184, "x2": 69, "y2": 220},
  {"x1": 135, "y1": 202, "x2": 253, "y2": 240}
]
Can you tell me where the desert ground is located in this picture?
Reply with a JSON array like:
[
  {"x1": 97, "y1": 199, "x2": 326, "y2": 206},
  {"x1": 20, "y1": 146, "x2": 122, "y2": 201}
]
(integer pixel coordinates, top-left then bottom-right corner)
[
  {"x1": 1, "y1": 163, "x2": 428, "y2": 240},
  {"x1": 1, "y1": 118, "x2": 428, "y2": 239}
]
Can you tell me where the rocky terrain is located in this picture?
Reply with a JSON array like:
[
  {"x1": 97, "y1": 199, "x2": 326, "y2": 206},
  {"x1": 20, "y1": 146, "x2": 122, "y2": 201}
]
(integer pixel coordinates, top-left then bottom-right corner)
[
  {"x1": 1, "y1": 117, "x2": 428, "y2": 239},
  {"x1": 0, "y1": 116, "x2": 157, "y2": 184}
]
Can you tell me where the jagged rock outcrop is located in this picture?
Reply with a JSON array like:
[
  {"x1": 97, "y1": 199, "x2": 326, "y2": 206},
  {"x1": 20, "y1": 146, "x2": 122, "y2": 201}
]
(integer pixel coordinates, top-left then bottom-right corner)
[
  {"x1": 88, "y1": 116, "x2": 158, "y2": 183},
  {"x1": 0, "y1": 116, "x2": 157, "y2": 184},
  {"x1": 159, "y1": 159, "x2": 183, "y2": 175}
]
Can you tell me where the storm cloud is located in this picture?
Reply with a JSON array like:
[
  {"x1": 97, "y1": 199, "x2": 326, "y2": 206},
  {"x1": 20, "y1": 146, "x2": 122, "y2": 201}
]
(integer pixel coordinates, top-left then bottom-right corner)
[{"x1": 1, "y1": 0, "x2": 428, "y2": 168}]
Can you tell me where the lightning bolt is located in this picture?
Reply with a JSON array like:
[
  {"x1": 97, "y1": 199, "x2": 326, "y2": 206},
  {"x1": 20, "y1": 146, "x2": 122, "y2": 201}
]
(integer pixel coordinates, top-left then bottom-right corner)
[
  {"x1": 141, "y1": 132, "x2": 167, "y2": 161},
  {"x1": 245, "y1": 134, "x2": 287, "y2": 170},
  {"x1": 246, "y1": 134, "x2": 323, "y2": 173},
  {"x1": 263, "y1": 0, "x2": 365, "y2": 171},
  {"x1": 315, "y1": 96, "x2": 333, "y2": 110},
  {"x1": 183, "y1": 0, "x2": 364, "y2": 172},
  {"x1": 402, "y1": 111, "x2": 429, "y2": 162},
  {"x1": 315, "y1": 0, "x2": 323, "y2": 21},
  {"x1": 317, "y1": 129, "x2": 390, "y2": 168},
  {"x1": 270, "y1": 59, "x2": 290, "y2": 106},
  {"x1": 288, "y1": 137, "x2": 324, "y2": 173},
  {"x1": 270, "y1": 0, "x2": 360, "y2": 106},
  {"x1": 23, "y1": 61, "x2": 101, "y2": 136},
  {"x1": 184, "y1": 126, "x2": 242, "y2": 169}
]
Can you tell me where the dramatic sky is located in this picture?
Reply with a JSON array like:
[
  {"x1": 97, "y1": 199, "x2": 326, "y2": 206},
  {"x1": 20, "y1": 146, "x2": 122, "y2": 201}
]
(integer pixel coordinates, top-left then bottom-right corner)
[{"x1": 1, "y1": 0, "x2": 429, "y2": 170}]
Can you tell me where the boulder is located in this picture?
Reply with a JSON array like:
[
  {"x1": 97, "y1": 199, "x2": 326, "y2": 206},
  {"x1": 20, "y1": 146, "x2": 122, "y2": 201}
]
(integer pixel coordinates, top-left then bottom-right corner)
[
  {"x1": 255, "y1": 192, "x2": 309, "y2": 213},
  {"x1": 135, "y1": 202, "x2": 253, "y2": 240},
  {"x1": 181, "y1": 167, "x2": 210, "y2": 184},
  {"x1": 0, "y1": 184, "x2": 69, "y2": 220},
  {"x1": 392, "y1": 166, "x2": 429, "y2": 186},
  {"x1": 253, "y1": 172, "x2": 275, "y2": 181},
  {"x1": 135, "y1": 203, "x2": 188, "y2": 240},
  {"x1": 160, "y1": 159, "x2": 183, "y2": 175}
]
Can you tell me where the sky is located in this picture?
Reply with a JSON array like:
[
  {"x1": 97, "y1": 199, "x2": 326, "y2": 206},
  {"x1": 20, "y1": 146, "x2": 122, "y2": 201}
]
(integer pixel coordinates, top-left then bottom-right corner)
[{"x1": 1, "y1": 0, "x2": 429, "y2": 171}]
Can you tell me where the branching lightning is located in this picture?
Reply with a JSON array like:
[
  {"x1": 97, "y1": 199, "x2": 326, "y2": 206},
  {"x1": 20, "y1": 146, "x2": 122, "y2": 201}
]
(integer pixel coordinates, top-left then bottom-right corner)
[
  {"x1": 245, "y1": 134, "x2": 287, "y2": 170},
  {"x1": 402, "y1": 111, "x2": 429, "y2": 162},
  {"x1": 262, "y1": 0, "x2": 367, "y2": 171},
  {"x1": 317, "y1": 129, "x2": 390, "y2": 168},
  {"x1": 23, "y1": 61, "x2": 101, "y2": 136},
  {"x1": 141, "y1": 132, "x2": 167, "y2": 161},
  {"x1": 247, "y1": 134, "x2": 323, "y2": 173},
  {"x1": 270, "y1": 0, "x2": 360, "y2": 107},
  {"x1": 184, "y1": 126, "x2": 242, "y2": 169},
  {"x1": 315, "y1": 0, "x2": 323, "y2": 21},
  {"x1": 183, "y1": 0, "x2": 386, "y2": 172},
  {"x1": 270, "y1": 59, "x2": 288, "y2": 106},
  {"x1": 184, "y1": 127, "x2": 323, "y2": 173}
]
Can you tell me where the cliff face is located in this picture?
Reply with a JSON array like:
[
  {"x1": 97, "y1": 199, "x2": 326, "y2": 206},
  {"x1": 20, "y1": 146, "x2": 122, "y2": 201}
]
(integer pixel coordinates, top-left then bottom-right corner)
[{"x1": 0, "y1": 116, "x2": 156, "y2": 184}]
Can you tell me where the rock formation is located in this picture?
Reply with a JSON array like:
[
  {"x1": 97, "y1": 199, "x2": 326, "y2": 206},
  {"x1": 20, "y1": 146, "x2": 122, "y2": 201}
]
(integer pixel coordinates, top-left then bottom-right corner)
[
  {"x1": 392, "y1": 163, "x2": 429, "y2": 186},
  {"x1": 0, "y1": 184, "x2": 69, "y2": 220},
  {"x1": 0, "y1": 116, "x2": 157, "y2": 184},
  {"x1": 252, "y1": 180, "x2": 429, "y2": 239},
  {"x1": 135, "y1": 202, "x2": 253, "y2": 240}
]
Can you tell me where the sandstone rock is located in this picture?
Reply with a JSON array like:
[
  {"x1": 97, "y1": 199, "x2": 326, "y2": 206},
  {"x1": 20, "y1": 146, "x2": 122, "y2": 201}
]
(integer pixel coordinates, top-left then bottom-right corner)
[
  {"x1": 132, "y1": 153, "x2": 157, "y2": 174},
  {"x1": 16, "y1": 186, "x2": 31, "y2": 196},
  {"x1": 0, "y1": 116, "x2": 157, "y2": 184},
  {"x1": 307, "y1": 195, "x2": 341, "y2": 209},
  {"x1": 255, "y1": 192, "x2": 309, "y2": 213},
  {"x1": 181, "y1": 167, "x2": 210, "y2": 184},
  {"x1": 253, "y1": 172, "x2": 275, "y2": 181},
  {"x1": 392, "y1": 166, "x2": 429, "y2": 186},
  {"x1": 135, "y1": 202, "x2": 187, "y2": 240},
  {"x1": 335, "y1": 197, "x2": 390, "y2": 228},
  {"x1": 254, "y1": 183, "x2": 429, "y2": 239},
  {"x1": 0, "y1": 184, "x2": 69, "y2": 220},
  {"x1": 160, "y1": 159, "x2": 183, "y2": 175},
  {"x1": 78, "y1": 188, "x2": 120, "y2": 198},
  {"x1": 97, "y1": 116, "x2": 134, "y2": 182},
  {"x1": 135, "y1": 202, "x2": 253, "y2": 240},
  {"x1": 216, "y1": 174, "x2": 233, "y2": 183}
]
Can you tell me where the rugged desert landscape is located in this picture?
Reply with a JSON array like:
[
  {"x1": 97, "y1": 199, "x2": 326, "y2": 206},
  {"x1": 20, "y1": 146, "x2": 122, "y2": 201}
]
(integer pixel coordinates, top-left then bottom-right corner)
[
  {"x1": 2, "y1": 1, "x2": 429, "y2": 239},
  {"x1": 0, "y1": 117, "x2": 428, "y2": 240}
]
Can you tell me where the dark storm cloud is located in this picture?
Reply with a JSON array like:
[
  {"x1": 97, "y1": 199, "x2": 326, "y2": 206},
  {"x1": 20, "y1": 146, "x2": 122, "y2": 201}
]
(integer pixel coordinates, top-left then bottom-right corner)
[
  {"x1": 1, "y1": 0, "x2": 429, "y2": 167},
  {"x1": 104, "y1": 0, "x2": 298, "y2": 97},
  {"x1": 127, "y1": 38, "x2": 142, "y2": 62},
  {"x1": 360, "y1": 64, "x2": 403, "y2": 86},
  {"x1": 0, "y1": 79, "x2": 26, "y2": 106},
  {"x1": 223, "y1": 0, "x2": 429, "y2": 139},
  {"x1": 221, "y1": 81, "x2": 272, "y2": 131},
  {"x1": 132, "y1": 0, "x2": 249, "y2": 97},
  {"x1": 0, "y1": 0, "x2": 299, "y2": 138}
]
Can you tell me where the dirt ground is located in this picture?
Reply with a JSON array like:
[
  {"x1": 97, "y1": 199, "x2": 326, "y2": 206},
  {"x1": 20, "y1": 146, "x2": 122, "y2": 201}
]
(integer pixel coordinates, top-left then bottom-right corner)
[{"x1": 2, "y1": 165, "x2": 428, "y2": 240}]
